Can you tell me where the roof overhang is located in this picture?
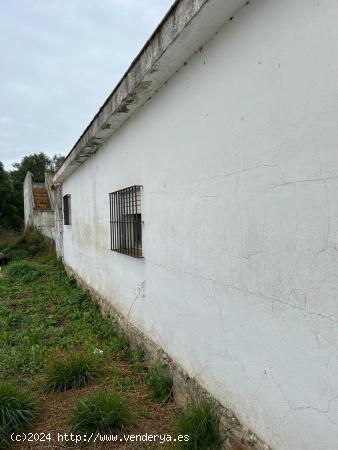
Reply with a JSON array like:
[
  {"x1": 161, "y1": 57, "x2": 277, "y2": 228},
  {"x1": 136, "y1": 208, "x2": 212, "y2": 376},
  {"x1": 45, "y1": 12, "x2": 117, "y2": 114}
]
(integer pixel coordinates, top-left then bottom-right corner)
[{"x1": 53, "y1": 0, "x2": 248, "y2": 184}]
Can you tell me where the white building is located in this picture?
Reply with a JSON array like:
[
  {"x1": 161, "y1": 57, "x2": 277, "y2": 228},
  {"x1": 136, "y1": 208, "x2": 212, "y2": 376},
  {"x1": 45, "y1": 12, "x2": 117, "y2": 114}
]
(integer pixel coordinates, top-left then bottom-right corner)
[
  {"x1": 29, "y1": 0, "x2": 338, "y2": 448},
  {"x1": 23, "y1": 171, "x2": 55, "y2": 240}
]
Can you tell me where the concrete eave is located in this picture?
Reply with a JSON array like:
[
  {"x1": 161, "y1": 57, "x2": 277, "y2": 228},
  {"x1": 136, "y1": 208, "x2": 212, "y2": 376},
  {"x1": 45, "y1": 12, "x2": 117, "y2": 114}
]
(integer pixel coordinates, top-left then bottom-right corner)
[{"x1": 53, "y1": 0, "x2": 248, "y2": 184}]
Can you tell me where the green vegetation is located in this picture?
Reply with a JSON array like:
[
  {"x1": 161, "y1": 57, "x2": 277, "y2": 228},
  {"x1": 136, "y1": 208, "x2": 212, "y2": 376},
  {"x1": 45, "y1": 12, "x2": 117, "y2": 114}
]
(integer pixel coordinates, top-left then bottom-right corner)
[
  {"x1": 45, "y1": 352, "x2": 103, "y2": 392},
  {"x1": 0, "y1": 162, "x2": 22, "y2": 231},
  {"x1": 0, "y1": 382, "x2": 39, "y2": 449},
  {"x1": 6, "y1": 260, "x2": 43, "y2": 283},
  {"x1": 0, "y1": 152, "x2": 65, "y2": 232},
  {"x1": 109, "y1": 366, "x2": 139, "y2": 391},
  {"x1": 109, "y1": 333, "x2": 130, "y2": 357},
  {"x1": 174, "y1": 401, "x2": 220, "y2": 450},
  {"x1": 0, "y1": 228, "x2": 211, "y2": 449},
  {"x1": 128, "y1": 345, "x2": 145, "y2": 371},
  {"x1": 3, "y1": 226, "x2": 52, "y2": 260},
  {"x1": 70, "y1": 390, "x2": 131, "y2": 435},
  {"x1": 147, "y1": 362, "x2": 173, "y2": 403},
  {"x1": 0, "y1": 228, "x2": 127, "y2": 385}
]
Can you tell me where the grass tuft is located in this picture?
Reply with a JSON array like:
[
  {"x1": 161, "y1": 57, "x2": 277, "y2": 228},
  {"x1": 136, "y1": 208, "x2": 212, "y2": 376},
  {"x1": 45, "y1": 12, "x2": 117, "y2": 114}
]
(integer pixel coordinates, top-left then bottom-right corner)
[
  {"x1": 109, "y1": 366, "x2": 140, "y2": 391},
  {"x1": 0, "y1": 382, "x2": 39, "y2": 449},
  {"x1": 6, "y1": 260, "x2": 43, "y2": 282},
  {"x1": 109, "y1": 333, "x2": 129, "y2": 357},
  {"x1": 147, "y1": 363, "x2": 173, "y2": 403},
  {"x1": 128, "y1": 345, "x2": 145, "y2": 370},
  {"x1": 70, "y1": 390, "x2": 131, "y2": 435},
  {"x1": 45, "y1": 352, "x2": 103, "y2": 392},
  {"x1": 174, "y1": 401, "x2": 220, "y2": 449}
]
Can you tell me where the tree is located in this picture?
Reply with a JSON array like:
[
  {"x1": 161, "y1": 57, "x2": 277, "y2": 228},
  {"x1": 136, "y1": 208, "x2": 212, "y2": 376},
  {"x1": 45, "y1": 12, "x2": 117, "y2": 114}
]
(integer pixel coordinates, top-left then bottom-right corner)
[
  {"x1": 0, "y1": 152, "x2": 65, "y2": 231},
  {"x1": 0, "y1": 162, "x2": 22, "y2": 230},
  {"x1": 11, "y1": 152, "x2": 65, "y2": 184},
  {"x1": 49, "y1": 154, "x2": 65, "y2": 173},
  {"x1": 11, "y1": 152, "x2": 51, "y2": 184}
]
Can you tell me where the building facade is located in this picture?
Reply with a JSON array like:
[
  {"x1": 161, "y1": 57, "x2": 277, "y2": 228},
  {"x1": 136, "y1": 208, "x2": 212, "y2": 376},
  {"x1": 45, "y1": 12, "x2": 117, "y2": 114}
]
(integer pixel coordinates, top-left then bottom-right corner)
[
  {"x1": 26, "y1": 1, "x2": 338, "y2": 449},
  {"x1": 23, "y1": 171, "x2": 55, "y2": 240}
]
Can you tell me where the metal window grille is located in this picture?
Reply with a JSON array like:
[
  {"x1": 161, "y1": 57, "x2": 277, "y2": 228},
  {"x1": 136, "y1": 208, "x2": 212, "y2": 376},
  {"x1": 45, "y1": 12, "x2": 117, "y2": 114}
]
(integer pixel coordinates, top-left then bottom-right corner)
[
  {"x1": 63, "y1": 194, "x2": 71, "y2": 225},
  {"x1": 109, "y1": 186, "x2": 143, "y2": 258}
]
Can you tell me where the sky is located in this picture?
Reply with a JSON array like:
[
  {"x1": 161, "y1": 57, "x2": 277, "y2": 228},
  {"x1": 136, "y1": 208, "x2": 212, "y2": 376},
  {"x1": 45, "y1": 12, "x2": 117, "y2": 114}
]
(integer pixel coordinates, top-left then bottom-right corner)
[{"x1": 0, "y1": 0, "x2": 173, "y2": 170}]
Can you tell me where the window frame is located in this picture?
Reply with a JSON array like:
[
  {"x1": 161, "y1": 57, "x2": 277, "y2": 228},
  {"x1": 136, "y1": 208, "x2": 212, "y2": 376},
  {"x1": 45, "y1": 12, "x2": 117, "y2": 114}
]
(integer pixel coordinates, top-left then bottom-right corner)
[
  {"x1": 109, "y1": 186, "x2": 143, "y2": 258},
  {"x1": 63, "y1": 194, "x2": 71, "y2": 226}
]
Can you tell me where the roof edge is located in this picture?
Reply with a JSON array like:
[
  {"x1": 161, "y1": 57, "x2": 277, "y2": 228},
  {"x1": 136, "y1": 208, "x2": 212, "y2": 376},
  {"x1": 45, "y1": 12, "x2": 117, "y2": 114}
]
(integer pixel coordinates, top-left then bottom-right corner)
[{"x1": 54, "y1": 0, "x2": 247, "y2": 184}]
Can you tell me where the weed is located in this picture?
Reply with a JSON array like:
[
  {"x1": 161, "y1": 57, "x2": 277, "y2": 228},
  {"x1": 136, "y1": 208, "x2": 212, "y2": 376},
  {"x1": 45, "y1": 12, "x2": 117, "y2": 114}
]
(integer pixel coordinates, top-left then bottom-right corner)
[
  {"x1": 70, "y1": 390, "x2": 131, "y2": 435},
  {"x1": 96, "y1": 317, "x2": 117, "y2": 339},
  {"x1": 147, "y1": 363, "x2": 173, "y2": 403},
  {"x1": 0, "y1": 230, "x2": 180, "y2": 446},
  {"x1": 128, "y1": 345, "x2": 145, "y2": 370},
  {"x1": 2, "y1": 227, "x2": 54, "y2": 262},
  {"x1": 173, "y1": 401, "x2": 220, "y2": 449},
  {"x1": 6, "y1": 261, "x2": 43, "y2": 283},
  {"x1": 0, "y1": 229, "x2": 20, "y2": 247},
  {"x1": 0, "y1": 242, "x2": 136, "y2": 382},
  {"x1": 45, "y1": 352, "x2": 103, "y2": 392},
  {"x1": 2, "y1": 310, "x2": 23, "y2": 329},
  {"x1": 109, "y1": 333, "x2": 129, "y2": 356},
  {"x1": 109, "y1": 366, "x2": 138, "y2": 390},
  {"x1": 0, "y1": 382, "x2": 38, "y2": 449}
]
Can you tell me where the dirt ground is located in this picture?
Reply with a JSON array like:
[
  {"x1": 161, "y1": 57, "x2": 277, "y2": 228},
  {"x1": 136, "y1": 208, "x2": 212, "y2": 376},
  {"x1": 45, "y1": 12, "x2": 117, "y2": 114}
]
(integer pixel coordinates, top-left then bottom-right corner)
[{"x1": 12, "y1": 363, "x2": 180, "y2": 450}]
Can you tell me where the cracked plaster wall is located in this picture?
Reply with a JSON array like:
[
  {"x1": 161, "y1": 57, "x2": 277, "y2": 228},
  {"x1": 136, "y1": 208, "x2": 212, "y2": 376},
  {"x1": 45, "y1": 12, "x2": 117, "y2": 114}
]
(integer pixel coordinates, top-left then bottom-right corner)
[{"x1": 62, "y1": 1, "x2": 338, "y2": 449}]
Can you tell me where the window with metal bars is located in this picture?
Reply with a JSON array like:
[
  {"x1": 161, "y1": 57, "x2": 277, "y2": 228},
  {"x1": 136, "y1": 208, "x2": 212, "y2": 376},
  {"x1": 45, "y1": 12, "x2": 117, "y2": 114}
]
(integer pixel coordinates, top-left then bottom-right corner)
[
  {"x1": 63, "y1": 194, "x2": 71, "y2": 225},
  {"x1": 109, "y1": 186, "x2": 143, "y2": 258}
]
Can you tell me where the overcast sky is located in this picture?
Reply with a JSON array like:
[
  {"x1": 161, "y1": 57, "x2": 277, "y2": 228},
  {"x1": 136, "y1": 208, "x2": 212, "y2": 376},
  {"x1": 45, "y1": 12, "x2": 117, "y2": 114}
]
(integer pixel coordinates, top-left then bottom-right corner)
[{"x1": 0, "y1": 0, "x2": 173, "y2": 170}]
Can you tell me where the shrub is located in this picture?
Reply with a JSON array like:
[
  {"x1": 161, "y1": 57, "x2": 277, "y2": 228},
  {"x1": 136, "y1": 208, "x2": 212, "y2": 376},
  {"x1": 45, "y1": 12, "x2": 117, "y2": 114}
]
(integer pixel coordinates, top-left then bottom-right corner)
[
  {"x1": 6, "y1": 260, "x2": 43, "y2": 282},
  {"x1": 174, "y1": 401, "x2": 220, "y2": 449},
  {"x1": 0, "y1": 229, "x2": 20, "y2": 247},
  {"x1": 0, "y1": 382, "x2": 38, "y2": 449},
  {"x1": 147, "y1": 363, "x2": 173, "y2": 403},
  {"x1": 70, "y1": 390, "x2": 131, "y2": 435},
  {"x1": 45, "y1": 353, "x2": 103, "y2": 392},
  {"x1": 4, "y1": 227, "x2": 52, "y2": 260}
]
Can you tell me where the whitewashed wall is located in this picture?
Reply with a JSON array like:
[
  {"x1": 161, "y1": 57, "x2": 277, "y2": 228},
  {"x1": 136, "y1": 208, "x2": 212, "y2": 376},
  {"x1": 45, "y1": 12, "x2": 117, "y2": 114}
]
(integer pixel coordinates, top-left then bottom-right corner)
[
  {"x1": 62, "y1": 1, "x2": 338, "y2": 449},
  {"x1": 32, "y1": 210, "x2": 55, "y2": 240},
  {"x1": 23, "y1": 172, "x2": 34, "y2": 227},
  {"x1": 24, "y1": 173, "x2": 55, "y2": 240}
]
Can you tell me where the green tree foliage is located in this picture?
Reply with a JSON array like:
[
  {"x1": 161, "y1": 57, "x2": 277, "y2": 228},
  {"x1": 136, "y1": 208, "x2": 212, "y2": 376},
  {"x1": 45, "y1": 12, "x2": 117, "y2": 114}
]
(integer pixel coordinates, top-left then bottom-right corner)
[
  {"x1": 11, "y1": 152, "x2": 64, "y2": 183},
  {"x1": 0, "y1": 152, "x2": 65, "y2": 231},
  {"x1": 49, "y1": 154, "x2": 66, "y2": 173},
  {"x1": 0, "y1": 162, "x2": 22, "y2": 230}
]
